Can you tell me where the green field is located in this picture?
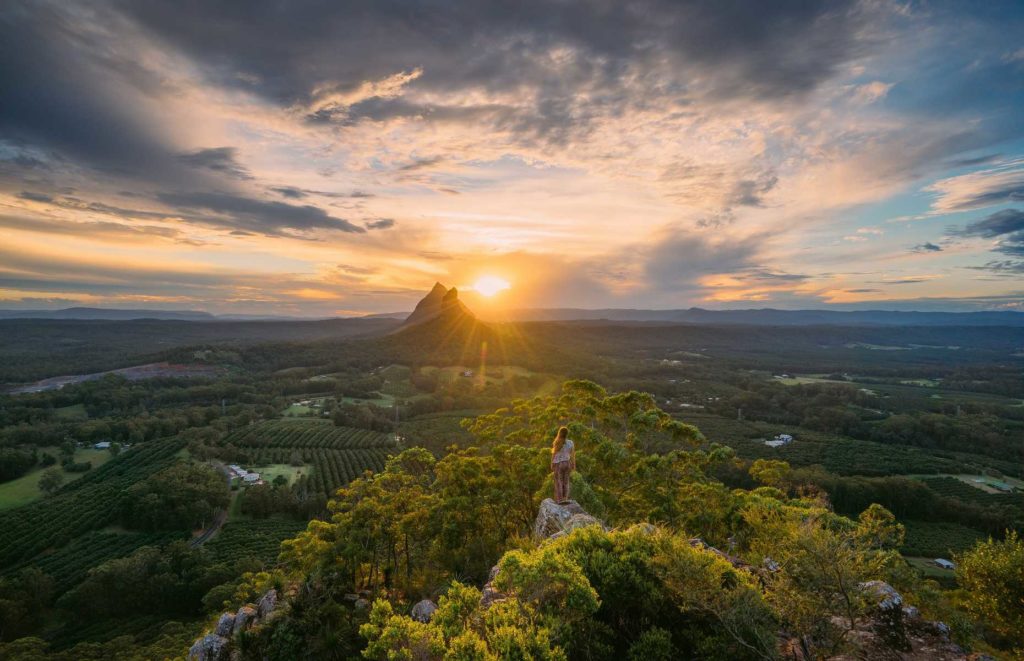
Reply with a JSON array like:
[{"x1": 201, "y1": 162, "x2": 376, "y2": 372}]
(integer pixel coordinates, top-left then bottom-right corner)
[
  {"x1": 0, "y1": 447, "x2": 116, "y2": 510},
  {"x1": 904, "y1": 556, "x2": 957, "y2": 587},
  {"x1": 342, "y1": 393, "x2": 396, "y2": 407},
  {"x1": 251, "y1": 463, "x2": 311, "y2": 485},
  {"x1": 53, "y1": 403, "x2": 88, "y2": 420},
  {"x1": 283, "y1": 403, "x2": 314, "y2": 416}
]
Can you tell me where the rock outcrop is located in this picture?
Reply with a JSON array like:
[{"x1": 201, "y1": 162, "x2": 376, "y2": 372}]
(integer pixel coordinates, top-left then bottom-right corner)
[
  {"x1": 533, "y1": 498, "x2": 604, "y2": 539},
  {"x1": 188, "y1": 634, "x2": 228, "y2": 661},
  {"x1": 187, "y1": 589, "x2": 280, "y2": 661},
  {"x1": 779, "y1": 581, "x2": 970, "y2": 660},
  {"x1": 411, "y1": 599, "x2": 438, "y2": 623}
]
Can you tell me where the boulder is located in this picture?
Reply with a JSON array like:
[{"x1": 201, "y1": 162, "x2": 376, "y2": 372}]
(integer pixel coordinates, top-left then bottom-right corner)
[
  {"x1": 257, "y1": 589, "x2": 277, "y2": 619},
  {"x1": 232, "y1": 605, "x2": 257, "y2": 635},
  {"x1": 480, "y1": 565, "x2": 505, "y2": 608},
  {"x1": 189, "y1": 634, "x2": 229, "y2": 661},
  {"x1": 859, "y1": 581, "x2": 908, "y2": 651},
  {"x1": 214, "y1": 612, "x2": 235, "y2": 637},
  {"x1": 533, "y1": 499, "x2": 603, "y2": 539},
  {"x1": 354, "y1": 598, "x2": 370, "y2": 610},
  {"x1": 411, "y1": 599, "x2": 437, "y2": 623}
]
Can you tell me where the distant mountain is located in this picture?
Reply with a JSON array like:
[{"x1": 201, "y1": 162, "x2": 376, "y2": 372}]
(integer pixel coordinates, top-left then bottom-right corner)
[
  {"x1": 499, "y1": 307, "x2": 1024, "y2": 326},
  {"x1": 0, "y1": 307, "x2": 217, "y2": 321},
  {"x1": 400, "y1": 282, "x2": 474, "y2": 328},
  {"x1": 0, "y1": 308, "x2": 332, "y2": 322}
]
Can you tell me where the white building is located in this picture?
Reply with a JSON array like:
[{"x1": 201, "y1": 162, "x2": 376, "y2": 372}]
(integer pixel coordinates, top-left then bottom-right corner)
[
  {"x1": 765, "y1": 434, "x2": 794, "y2": 448},
  {"x1": 243, "y1": 473, "x2": 261, "y2": 483},
  {"x1": 93, "y1": 441, "x2": 111, "y2": 449},
  {"x1": 934, "y1": 558, "x2": 955, "y2": 570}
]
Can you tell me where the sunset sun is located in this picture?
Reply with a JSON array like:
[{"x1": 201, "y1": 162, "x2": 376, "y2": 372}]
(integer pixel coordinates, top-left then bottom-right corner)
[{"x1": 472, "y1": 276, "x2": 511, "y2": 297}]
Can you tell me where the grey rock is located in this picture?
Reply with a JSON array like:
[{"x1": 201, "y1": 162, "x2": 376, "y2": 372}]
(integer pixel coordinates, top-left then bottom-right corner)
[
  {"x1": 354, "y1": 598, "x2": 370, "y2": 610},
  {"x1": 214, "y1": 612, "x2": 235, "y2": 637},
  {"x1": 188, "y1": 634, "x2": 229, "y2": 661},
  {"x1": 233, "y1": 605, "x2": 257, "y2": 635},
  {"x1": 257, "y1": 589, "x2": 277, "y2": 619},
  {"x1": 411, "y1": 599, "x2": 437, "y2": 623},
  {"x1": 902, "y1": 605, "x2": 920, "y2": 621},
  {"x1": 480, "y1": 565, "x2": 505, "y2": 608},
  {"x1": 859, "y1": 580, "x2": 903, "y2": 610},
  {"x1": 859, "y1": 581, "x2": 909, "y2": 651},
  {"x1": 533, "y1": 499, "x2": 603, "y2": 539}
]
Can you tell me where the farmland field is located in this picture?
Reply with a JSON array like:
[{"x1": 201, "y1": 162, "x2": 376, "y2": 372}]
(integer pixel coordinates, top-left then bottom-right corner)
[
  {"x1": 250, "y1": 463, "x2": 311, "y2": 486},
  {"x1": 0, "y1": 447, "x2": 116, "y2": 510},
  {"x1": 0, "y1": 438, "x2": 185, "y2": 577},
  {"x1": 221, "y1": 419, "x2": 395, "y2": 499},
  {"x1": 901, "y1": 520, "x2": 989, "y2": 557},
  {"x1": 205, "y1": 518, "x2": 308, "y2": 566}
]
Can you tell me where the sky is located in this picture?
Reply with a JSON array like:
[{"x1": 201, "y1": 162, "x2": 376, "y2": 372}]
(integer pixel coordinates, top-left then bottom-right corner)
[{"x1": 2, "y1": 0, "x2": 1024, "y2": 317}]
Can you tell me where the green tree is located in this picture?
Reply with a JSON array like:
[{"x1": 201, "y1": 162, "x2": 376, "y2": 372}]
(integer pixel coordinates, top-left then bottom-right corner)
[
  {"x1": 956, "y1": 531, "x2": 1024, "y2": 652},
  {"x1": 120, "y1": 462, "x2": 229, "y2": 531},
  {"x1": 38, "y1": 467, "x2": 63, "y2": 496}
]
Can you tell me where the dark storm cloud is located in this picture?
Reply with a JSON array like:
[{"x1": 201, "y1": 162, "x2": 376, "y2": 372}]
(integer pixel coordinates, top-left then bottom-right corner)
[
  {"x1": 967, "y1": 260, "x2": 1024, "y2": 275},
  {"x1": 271, "y1": 186, "x2": 306, "y2": 199},
  {"x1": 0, "y1": 3, "x2": 194, "y2": 182},
  {"x1": 115, "y1": 0, "x2": 879, "y2": 137},
  {"x1": 18, "y1": 191, "x2": 53, "y2": 203},
  {"x1": 643, "y1": 231, "x2": 762, "y2": 290},
  {"x1": 728, "y1": 174, "x2": 778, "y2": 207},
  {"x1": 156, "y1": 191, "x2": 366, "y2": 235},
  {"x1": 270, "y1": 186, "x2": 374, "y2": 200},
  {"x1": 947, "y1": 154, "x2": 1002, "y2": 168},
  {"x1": 955, "y1": 208, "x2": 1024, "y2": 238},
  {"x1": 912, "y1": 242, "x2": 943, "y2": 253},
  {"x1": 994, "y1": 235, "x2": 1024, "y2": 256},
  {"x1": 742, "y1": 269, "x2": 809, "y2": 282},
  {"x1": 178, "y1": 147, "x2": 252, "y2": 180},
  {"x1": 364, "y1": 218, "x2": 395, "y2": 230}
]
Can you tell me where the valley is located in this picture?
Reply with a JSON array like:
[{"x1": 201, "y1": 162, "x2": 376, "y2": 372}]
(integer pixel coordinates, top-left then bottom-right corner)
[{"x1": 0, "y1": 289, "x2": 1021, "y2": 659}]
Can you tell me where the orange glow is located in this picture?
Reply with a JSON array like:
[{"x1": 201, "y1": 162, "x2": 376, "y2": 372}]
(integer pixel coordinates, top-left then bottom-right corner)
[{"x1": 472, "y1": 276, "x2": 511, "y2": 297}]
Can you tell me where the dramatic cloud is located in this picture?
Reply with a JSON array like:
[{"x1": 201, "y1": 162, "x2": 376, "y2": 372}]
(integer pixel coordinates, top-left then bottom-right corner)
[
  {"x1": 365, "y1": 218, "x2": 395, "y2": 230},
  {"x1": 1, "y1": 1, "x2": 1023, "y2": 315},
  {"x1": 955, "y1": 209, "x2": 1024, "y2": 238},
  {"x1": 928, "y1": 163, "x2": 1024, "y2": 212},
  {"x1": 155, "y1": 191, "x2": 366, "y2": 235},
  {"x1": 178, "y1": 147, "x2": 252, "y2": 180}
]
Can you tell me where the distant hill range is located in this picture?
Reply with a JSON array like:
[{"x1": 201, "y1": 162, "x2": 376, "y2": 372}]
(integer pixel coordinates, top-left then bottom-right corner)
[
  {"x1": 2, "y1": 303, "x2": 1023, "y2": 326},
  {"x1": 0, "y1": 307, "x2": 331, "y2": 321},
  {"x1": 499, "y1": 307, "x2": 1024, "y2": 326}
]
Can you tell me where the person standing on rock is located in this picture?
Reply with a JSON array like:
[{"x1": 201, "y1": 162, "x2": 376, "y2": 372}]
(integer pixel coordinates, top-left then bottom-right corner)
[{"x1": 551, "y1": 426, "x2": 576, "y2": 503}]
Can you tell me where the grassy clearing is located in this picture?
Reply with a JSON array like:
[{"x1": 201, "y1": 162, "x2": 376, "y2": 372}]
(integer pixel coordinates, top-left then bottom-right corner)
[
  {"x1": 252, "y1": 463, "x2": 311, "y2": 485},
  {"x1": 53, "y1": 403, "x2": 88, "y2": 420},
  {"x1": 0, "y1": 447, "x2": 115, "y2": 510},
  {"x1": 904, "y1": 556, "x2": 957, "y2": 587},
  {"x1": 283, "y1": 403, "x2": 314, "y2": 416},
  {"x1": 342, "y1": 394, "x2": 396, "y2": 407}
]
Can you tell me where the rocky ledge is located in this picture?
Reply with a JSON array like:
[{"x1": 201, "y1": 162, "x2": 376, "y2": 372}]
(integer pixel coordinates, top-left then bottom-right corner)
[{"x1": 188, "y1": 589, "x2": 278, "y2": 661}]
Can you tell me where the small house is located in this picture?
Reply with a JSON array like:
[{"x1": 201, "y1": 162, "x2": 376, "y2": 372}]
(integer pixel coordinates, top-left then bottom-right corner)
[
  {"x1": 93, "y1": 441, "x2": 111, "y2": 449},
  {"x1": 243, "y1": 473, "x2": 260, "y2": 483},
  {"x1": 934, "y1": 558, "x2": 955, "y2": 570}
]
